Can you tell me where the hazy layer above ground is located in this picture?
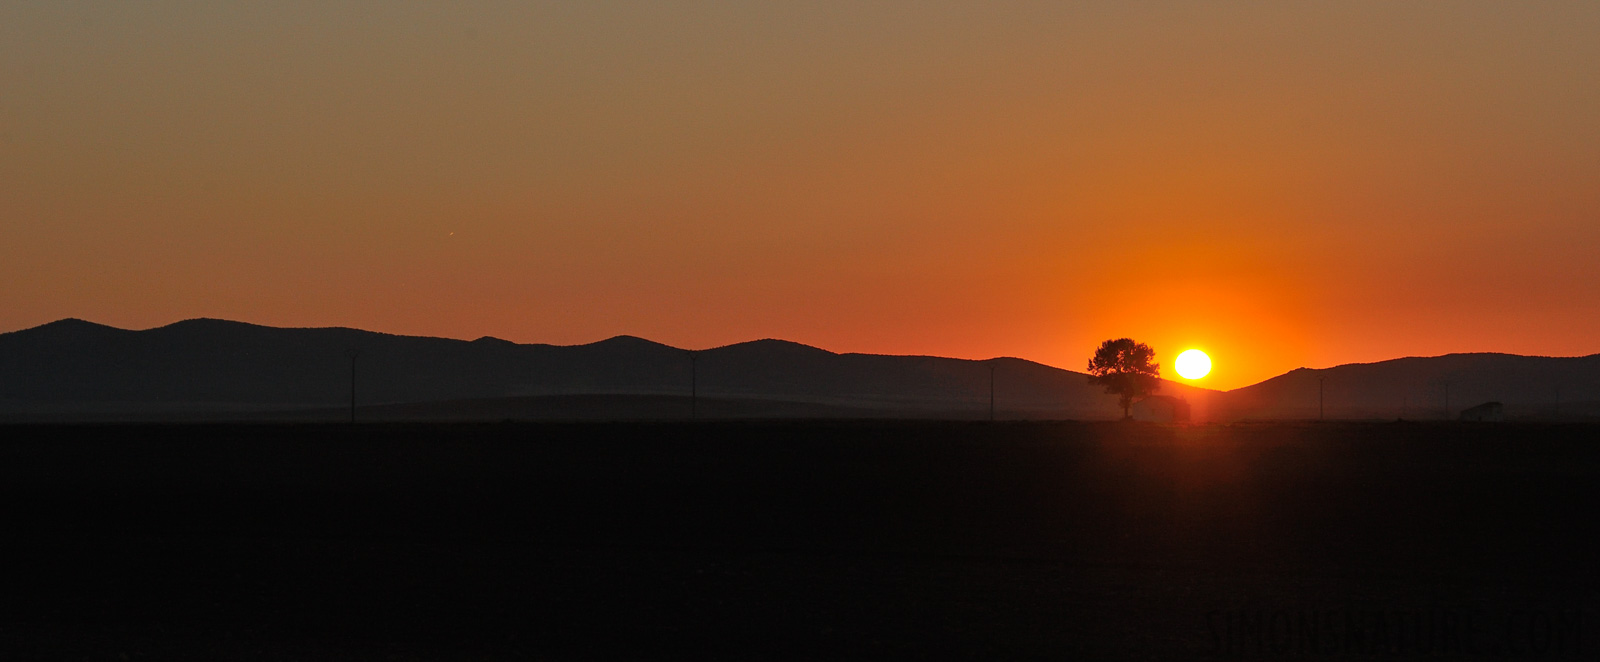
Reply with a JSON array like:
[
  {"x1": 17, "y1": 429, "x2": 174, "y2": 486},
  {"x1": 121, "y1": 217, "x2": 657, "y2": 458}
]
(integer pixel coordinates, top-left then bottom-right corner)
[{"x1": 3, "y1": 318, "x2": 1598, "y2": 421}]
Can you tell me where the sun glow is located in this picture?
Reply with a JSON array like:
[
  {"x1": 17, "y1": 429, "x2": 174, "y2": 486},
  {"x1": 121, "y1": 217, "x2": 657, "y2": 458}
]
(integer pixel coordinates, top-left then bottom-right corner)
[{"x1": 1174, "y1": 349, "x2": 1211, "y2": 380}]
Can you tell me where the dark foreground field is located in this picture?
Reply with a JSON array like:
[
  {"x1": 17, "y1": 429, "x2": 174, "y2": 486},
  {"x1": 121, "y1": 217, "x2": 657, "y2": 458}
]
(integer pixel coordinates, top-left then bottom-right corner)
[{"x1": 1, "y1": 421, "x2": 1595, "y2": 660}]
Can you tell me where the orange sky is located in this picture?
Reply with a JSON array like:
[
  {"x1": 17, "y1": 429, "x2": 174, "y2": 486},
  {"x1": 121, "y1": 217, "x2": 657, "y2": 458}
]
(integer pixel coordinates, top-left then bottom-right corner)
[{"x1": 4, "y1": 2, "x2": 1599, "y2": 389}]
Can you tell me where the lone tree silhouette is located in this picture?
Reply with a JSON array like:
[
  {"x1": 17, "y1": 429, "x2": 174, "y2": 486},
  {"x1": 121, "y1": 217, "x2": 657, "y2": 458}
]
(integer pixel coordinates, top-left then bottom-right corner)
[{"x1": 1087, "y1": 338, "x2": 1161, "y2": 419}]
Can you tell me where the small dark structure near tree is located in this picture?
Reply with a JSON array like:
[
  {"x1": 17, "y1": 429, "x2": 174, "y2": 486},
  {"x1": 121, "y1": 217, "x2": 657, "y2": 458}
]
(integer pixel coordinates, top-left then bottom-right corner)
[
  {"x1": 1132, "y1": 395, "x2": 1190, "y2": 423},
  {"x1": 1087, "y1": 338, "x2": 1161, "y2": 419},
  {"x1": 1458, "y1": 401, "x2": 1504, "y2": 422}
]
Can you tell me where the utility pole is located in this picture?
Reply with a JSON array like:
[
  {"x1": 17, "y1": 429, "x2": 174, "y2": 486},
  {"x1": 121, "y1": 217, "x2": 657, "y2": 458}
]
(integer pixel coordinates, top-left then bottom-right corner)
[
  {"x1": 688, "y1": 350, "x2": 698, "y2": 421},
  {"x1": 1318, "y1": 377, "x2": 1325, "y2": 421},
  {"x1": 1444, "y1": 382, "x2": 1450, "y2": 420},
  {"x1": 988, "y1": 361, "x2": 996, "y2": 422},
  {"x1": 345, "y1": 349, "x2": 360, "y2": 424}
]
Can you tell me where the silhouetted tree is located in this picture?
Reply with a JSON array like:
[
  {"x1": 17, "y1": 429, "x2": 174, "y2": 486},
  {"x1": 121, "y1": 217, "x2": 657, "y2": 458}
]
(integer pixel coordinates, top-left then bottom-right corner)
[{"x1": 1087, "y1": 338, "x2": 1160, "y2": 419}]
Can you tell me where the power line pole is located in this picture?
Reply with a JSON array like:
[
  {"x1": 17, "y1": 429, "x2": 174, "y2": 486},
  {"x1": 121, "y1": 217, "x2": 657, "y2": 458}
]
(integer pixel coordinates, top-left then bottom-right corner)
[
  {"x1": 1318, "y1": 377, "x2": 1325, "y2": 421},
  {"x1": 988, "y1": 361, "x2": 996, "y2": 422},
  {"x1": 345, "y1": 349, "x2": 360, "y2": 424},
  {"x1": 688, "y1": 350, "x2": 698, "y2": 421}
]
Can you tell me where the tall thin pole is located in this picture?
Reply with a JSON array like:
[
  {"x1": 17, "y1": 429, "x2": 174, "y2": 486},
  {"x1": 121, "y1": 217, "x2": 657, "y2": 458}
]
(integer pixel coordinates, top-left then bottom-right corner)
[
  {"x1": 1318, "y1": 377, "x2": 1324, "y2": 421},
  {"x1": 988, "y1": 362, "x2": 996, "y2": 422},
  {"x1": 346, "y1": 349, "x2": 360, "y2": 424},
  {"x1": 689, "y1": 350, "x2": 698, "y2": 421},
  {"x1": 1444, "y1": 382, "x2": 1450, "y2": 420}
]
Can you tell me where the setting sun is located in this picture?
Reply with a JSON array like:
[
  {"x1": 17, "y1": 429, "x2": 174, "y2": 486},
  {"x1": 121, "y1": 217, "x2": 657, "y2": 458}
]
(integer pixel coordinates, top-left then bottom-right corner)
[{"x1": 1174, "y1": 349, "x2": 1212, "y2": 380}]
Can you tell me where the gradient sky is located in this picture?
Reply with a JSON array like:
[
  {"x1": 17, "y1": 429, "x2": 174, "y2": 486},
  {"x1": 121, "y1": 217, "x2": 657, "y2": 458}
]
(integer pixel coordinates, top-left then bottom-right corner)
[{"x1": 4, "y1": 1, "x2": 1598, "y2": 389}]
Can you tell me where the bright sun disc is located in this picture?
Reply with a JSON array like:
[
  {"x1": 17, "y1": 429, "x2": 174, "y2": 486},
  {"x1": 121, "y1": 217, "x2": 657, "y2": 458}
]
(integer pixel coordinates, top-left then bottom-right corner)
[{"x1": 1175, "y1": 349, "x2": 1211, "y2": 379}]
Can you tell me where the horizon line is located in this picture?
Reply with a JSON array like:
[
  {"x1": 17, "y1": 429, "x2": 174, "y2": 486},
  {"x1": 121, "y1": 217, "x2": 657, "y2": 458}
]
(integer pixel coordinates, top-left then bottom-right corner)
[{"x1": 7, "y1": 316, "x2": 1600, "y2": 395}]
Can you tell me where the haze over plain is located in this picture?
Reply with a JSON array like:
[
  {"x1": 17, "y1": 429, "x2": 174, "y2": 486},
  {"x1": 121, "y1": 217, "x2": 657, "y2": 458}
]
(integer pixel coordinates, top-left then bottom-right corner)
[
  {"x1": 4, "y1": 2, "x2": 1599, "y2": 388},
  {"x1": 5, "y1": 318, "x2": 1597, "y2": 422}
]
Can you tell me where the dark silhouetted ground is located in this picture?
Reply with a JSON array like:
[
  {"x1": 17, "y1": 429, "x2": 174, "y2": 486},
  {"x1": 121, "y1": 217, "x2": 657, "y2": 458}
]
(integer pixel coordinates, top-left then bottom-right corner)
[{"x1": 1, "y1": 421, "x2": 1595, "y2": 659}]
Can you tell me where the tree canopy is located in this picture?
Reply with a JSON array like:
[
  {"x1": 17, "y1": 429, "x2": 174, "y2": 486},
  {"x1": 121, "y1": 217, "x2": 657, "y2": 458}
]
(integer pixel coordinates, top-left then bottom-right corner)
[{"x1": 1087, "y1": 338, "x2": 1161, "y2": 419}]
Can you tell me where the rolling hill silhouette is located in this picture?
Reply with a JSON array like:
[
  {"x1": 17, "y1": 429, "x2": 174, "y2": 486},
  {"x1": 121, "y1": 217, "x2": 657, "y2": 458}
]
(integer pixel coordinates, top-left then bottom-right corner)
[
  {"x1": 3, "y1": 319, "x2": 1596, "y2": 421},
  {"x1": 0, "y1": 318, "x2": 1213, "y2": 421},
  {"x1": 1221, "y1": 353, "x2": 1600, "y2": 420}
]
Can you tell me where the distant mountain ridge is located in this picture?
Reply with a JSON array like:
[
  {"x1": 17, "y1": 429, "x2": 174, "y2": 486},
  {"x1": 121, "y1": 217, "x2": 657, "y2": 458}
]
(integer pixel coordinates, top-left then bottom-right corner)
[
  {"x1": 1220, "y1": 352, "x2": 1600, "y2": 420},
  {"x1": 0, "y1": 318, "x2": 1214, "y2": 421},
  {"x1": 3, "y1": 318, "x2": 1597, "y2": 421}
]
